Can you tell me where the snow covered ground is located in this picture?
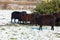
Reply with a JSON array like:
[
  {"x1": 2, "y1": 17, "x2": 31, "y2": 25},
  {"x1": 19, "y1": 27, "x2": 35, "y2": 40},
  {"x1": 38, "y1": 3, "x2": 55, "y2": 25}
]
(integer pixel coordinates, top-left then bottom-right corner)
[{"x1": 0, "y1": 10, "x2": 60, "y2": 40}]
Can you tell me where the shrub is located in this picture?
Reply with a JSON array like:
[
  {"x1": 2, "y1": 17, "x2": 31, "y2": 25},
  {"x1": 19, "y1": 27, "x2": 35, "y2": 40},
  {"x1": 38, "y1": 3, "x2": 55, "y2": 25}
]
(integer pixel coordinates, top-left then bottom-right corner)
[{"x1": 33, "y1": 0, "x2": 60, "y2": 14}]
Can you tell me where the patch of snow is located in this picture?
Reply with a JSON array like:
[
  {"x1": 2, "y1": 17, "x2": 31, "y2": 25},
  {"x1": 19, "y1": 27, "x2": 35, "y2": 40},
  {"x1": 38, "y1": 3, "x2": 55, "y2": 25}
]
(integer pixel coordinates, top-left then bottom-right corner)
[{"x1": 0, "y1": 26, "x2": 56, "y2": 40}]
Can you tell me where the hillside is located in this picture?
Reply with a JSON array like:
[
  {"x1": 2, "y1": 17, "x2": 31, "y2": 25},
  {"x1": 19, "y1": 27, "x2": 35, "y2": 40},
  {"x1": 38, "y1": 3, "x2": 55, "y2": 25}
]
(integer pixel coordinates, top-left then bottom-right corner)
[{"x1": 0, "y1": 0, "x2": 41, "y2": 10}]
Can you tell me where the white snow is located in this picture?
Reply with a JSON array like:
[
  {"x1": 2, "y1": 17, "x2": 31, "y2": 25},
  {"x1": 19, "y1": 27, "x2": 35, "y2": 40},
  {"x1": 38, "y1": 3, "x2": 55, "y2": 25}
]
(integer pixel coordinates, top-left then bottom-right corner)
[{"x1": 0, "y1": 10, "x2": 60, "y2": 40}]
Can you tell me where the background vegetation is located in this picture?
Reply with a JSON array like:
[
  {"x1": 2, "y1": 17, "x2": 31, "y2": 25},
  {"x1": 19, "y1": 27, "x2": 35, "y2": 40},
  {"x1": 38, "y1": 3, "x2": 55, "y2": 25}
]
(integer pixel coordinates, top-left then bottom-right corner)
[{"x1": 34, "y1": 0, "x2": 60, "y2": 14}]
